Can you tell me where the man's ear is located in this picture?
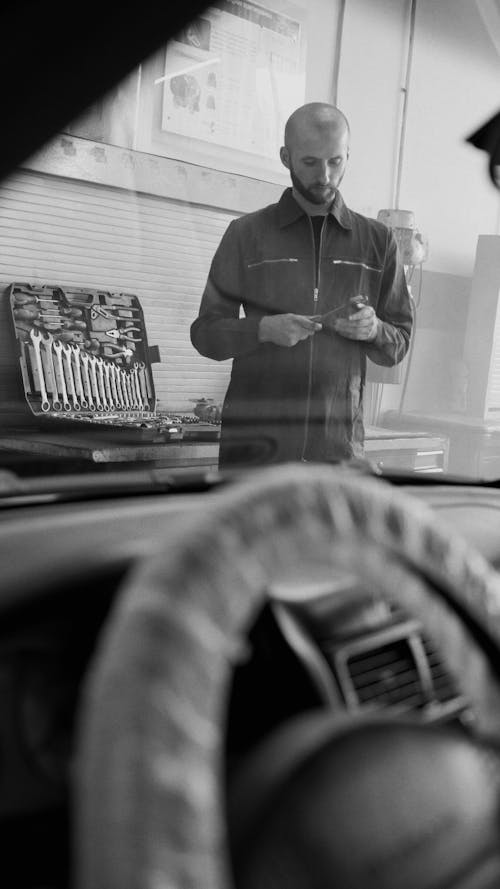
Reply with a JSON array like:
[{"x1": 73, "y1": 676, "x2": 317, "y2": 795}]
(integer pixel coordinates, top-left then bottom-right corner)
[{"x1": 280, "y1": 146, "x2": 290, "y2": 170}]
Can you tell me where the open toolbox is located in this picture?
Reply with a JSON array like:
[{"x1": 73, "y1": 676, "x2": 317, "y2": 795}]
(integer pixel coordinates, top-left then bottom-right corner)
[{"x1": 8, "y1": 281, "x2": 184, "y2": 442}]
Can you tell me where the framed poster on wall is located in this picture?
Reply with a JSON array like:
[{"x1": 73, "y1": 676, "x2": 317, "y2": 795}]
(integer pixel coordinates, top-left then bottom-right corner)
[
  {"x1": 62, "y1": 0, "x2": 309, "y2": 184},
  {"x1": 158, "y1": 1, "x2": 305, "y2": 158},
  {"x1": 135, "y1": 0, "x2": 307, "y2": 181}
]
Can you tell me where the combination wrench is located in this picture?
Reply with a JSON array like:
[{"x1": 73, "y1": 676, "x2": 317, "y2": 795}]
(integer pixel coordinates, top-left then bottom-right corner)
[
  {"x1": 133, "y1": 369, "x2": 143, "y2": 410},
  {"x1": 120, "y1": 369, "x2": 131, "y2": 409},
  {"x1": 126, "y1": 368, "x2": 137, "y2": 409},
  {"x1": 70, "y1": 345, "x2": 89, "y2": 410},
  {"x1": 95, "y1": 358, "x2": 109, "y2": 411},
  {"x1": 134, "y1": 361, "x2": 148, "y2": 404},
  {"x1": 132, "y1": 365, "x2": 144, "y2": 410},
  {"x1": 39, "y1": 332, "x2": 62, "y2": 412},
  {"x1": 113, "y1": 365, "x2": 125, "y2": 408},
  {"x1": 88, "y1": 356, "x2": 104, "y2": 411},
  {"x1": 19, "y1": 341, "x2": 32, "y2": 395},
  {"x1": 100, "y1": 359, "x2": 114, "y2": 409},
  {"x1": 62, "y1": 344, "x2": 81, "y2": 410},
  {"x1": 136, "y1": 361, "x2": 153, "y2": 407},
  {"x1": 80, "y1": 352, "x2": 96, "y2": 411},
  {"x1": 29, "y1": 328, "x2": 51, "y2": 412},
  {"x1": 108, "y1": 363, "x2": 120, "y2": 408},
  {"x1": 52, "y1": 340, "x2": 72, "y2": 411},
  {"x1": 126, "y1": 370, "x2": 136, "y2": 410},
  {"x1": 128, "y1": 369, "x2": 139, "y2": 409}
]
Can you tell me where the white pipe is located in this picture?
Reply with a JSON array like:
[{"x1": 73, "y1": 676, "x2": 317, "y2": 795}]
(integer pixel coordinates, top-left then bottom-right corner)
[
  {"x1": 393, "y1": 0, "x2": 417, "y2": 209},
  {"x1": 332, "y1": 0, "x2": 346, "y2": 105}
]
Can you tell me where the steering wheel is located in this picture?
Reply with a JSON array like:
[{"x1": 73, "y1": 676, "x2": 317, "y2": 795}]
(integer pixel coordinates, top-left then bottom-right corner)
[{"x1": 73, "y1": 464, "x2": 500, "y2": 889}]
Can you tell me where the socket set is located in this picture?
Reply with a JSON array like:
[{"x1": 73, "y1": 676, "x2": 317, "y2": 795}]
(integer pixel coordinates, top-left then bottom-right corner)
[{"x1": 8, "y1": 282, "x2": 182, "y2": 441}]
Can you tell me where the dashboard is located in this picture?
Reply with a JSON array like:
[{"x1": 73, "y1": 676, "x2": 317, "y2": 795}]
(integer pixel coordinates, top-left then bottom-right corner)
[
  {"x1": 2, "y1": 473, "x2": 500, "y2": 887},
  {"x1": 4, "y1": 480, "x2": 500, "y2": 601}
]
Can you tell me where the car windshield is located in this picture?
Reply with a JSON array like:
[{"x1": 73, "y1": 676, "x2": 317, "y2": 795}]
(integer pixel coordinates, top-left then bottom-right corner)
[{"x1": 1, "y1": 0, "x2": 500, "y2": 486}]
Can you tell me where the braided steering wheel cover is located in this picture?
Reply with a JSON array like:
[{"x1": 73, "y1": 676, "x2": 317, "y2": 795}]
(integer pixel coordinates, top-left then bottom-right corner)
[{"x1": 74, "y1": 464, "x2": 500, "y2": 889}]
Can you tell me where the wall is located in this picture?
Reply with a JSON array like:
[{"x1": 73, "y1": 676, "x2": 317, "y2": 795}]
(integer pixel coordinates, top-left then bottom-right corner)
[
  {"x1": 338, "y1": 0, "x2": 500, "y2": 274},
  {"x1": 402, "y1": 0, "x2": 500, "y2": 416},
  {"x1": 400, "y1": 0, "x2": 500, "y2": 276},
  {"x1": 303, "y1": 0, "x2": 339, "y2": 102},
  {"x1": 337, "y1": 0, "x2": 500, "y2": 417},
  {"x1": 337, "y1": 0, "x2": 409, "y2": 219}
]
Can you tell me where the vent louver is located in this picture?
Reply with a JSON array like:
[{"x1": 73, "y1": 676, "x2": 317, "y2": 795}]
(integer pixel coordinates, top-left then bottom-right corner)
[
  {"x1": 325, "y1": 618, "x2": 469, "y2": 722},
  {"x1": 346, "y1": 638, "x2": 425, "y2": 711},
  {"x1": 420, "y1": 635, "x2": 462, "y2": 704}
]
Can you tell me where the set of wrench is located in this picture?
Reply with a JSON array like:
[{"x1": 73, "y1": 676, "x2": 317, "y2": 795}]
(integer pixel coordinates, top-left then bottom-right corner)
[
  {"x1": 24, "y1": 328, "x2": 154, "y2": 414},
  {"x1": 10, "y1": 281, "x2": 162, "y2": 430}
]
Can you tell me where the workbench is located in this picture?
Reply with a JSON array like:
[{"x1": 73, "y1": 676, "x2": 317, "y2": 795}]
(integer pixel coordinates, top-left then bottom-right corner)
[
  {"x1": 364, "y1": 425, "x2": 448, "y2": 473},
  {"x1": 0, "y1": 424, "x2": 448, "y2": 475},
  {"x1": 384, "y1": 411, "x2": 500, "y2": 479},
  {"x1": 0, "y1": 429, "x2": 220, "y2": 471}
]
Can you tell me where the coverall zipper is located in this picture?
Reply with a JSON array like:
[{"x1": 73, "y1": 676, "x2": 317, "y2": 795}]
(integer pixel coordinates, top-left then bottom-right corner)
[{"x1": 301, "y1": 216, "x2": 325, "y2": 460}]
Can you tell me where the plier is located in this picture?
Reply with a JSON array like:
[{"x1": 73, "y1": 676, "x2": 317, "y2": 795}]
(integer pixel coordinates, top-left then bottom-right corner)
[{"x1": 105, "y1": 326, "x2": 142, "y2": 342}]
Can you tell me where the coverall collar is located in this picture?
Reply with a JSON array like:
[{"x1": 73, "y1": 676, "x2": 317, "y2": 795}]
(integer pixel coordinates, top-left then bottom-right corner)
[{"x1": 277, "y1": 187, "x2": 353, "y2": 231}]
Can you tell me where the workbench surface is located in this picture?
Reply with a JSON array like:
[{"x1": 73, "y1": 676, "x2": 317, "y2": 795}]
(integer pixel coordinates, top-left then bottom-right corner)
[{"x1": 0, "y1": 429, "x2": 220, "y2": 465}]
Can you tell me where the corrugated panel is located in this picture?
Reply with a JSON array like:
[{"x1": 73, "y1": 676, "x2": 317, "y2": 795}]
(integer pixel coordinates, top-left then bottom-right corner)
[{"x1": 0, "y1": 169, "x2": 238, "y2": 415}]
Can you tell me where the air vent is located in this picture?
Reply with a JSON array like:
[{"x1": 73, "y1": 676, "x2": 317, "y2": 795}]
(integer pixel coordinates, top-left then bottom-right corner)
[
  {"x1": 325, "y1": 620, "x2": 469, "y2": 722},
  {"x1": 345, "y1": 637, "x2": 425, "y2": 711}
]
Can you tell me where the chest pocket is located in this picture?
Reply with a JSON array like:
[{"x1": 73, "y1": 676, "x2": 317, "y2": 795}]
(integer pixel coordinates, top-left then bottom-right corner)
[
  {"x1": 245, "y1": 256, "x2": 312, "y2": 314},
  {"x1": 324, "y1": 256, "x2": 384, "y2": 305},
  {"x1": 247, "y1": 258, "x2": 300, "y2": 269},
  {"x1": 331, "y1": 258, "x2": 383, "y2": 273}
]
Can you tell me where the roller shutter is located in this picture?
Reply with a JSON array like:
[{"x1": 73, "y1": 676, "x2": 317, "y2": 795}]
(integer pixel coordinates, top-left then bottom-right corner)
[{"x1": 0, "y1": 168, "x2": 238, "y2": 416}]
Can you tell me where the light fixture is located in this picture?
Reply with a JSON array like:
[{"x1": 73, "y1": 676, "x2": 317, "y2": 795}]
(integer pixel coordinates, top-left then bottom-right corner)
[{"x1": 377, "y1": 209, "x2": 428, "y2": 267}]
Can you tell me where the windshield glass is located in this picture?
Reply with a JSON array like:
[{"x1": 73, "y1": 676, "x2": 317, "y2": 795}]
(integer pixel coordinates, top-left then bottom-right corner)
[{"x1": 1, "y1": 0, "x2": 500, "y2": 484}]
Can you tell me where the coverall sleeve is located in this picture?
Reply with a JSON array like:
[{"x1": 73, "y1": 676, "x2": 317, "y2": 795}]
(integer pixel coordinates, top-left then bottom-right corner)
[
  {"x1": 190, "y1": 220, "x2": 261, "y2": 361},
  {"x1": 365, "y1": 229, "x2": 413, "y2": 367}
]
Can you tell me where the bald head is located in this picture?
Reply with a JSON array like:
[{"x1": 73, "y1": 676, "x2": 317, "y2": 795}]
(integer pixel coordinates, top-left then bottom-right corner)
[
  {"x1": 280, "y1": 103, "x2": 350, "y2": 208},
  {"x1": 284, "y1": 103, "x2": 350, "y2": 149}
]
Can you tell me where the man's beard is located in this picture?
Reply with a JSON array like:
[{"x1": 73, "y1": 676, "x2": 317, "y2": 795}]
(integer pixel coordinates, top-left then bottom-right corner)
[{"x1": 290, "y1": 165, "x2": 338, "y2": 206}]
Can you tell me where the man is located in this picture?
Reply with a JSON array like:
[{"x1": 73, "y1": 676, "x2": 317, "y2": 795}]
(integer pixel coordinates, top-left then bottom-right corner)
[{"x1": 191, "y1": 102, "x2": 412, "y2": 467}]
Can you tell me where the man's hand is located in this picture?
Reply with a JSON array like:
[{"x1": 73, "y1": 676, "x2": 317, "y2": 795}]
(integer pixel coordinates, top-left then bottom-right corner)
[
  {"x1": 258, "y1": 313, "x2": 322, "y2": 347},
  {"x1": 333, "y1": 304, "x2": 379, "y2": 342}
]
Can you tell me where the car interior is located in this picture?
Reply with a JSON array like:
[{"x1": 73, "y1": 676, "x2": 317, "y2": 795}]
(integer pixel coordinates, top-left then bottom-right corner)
[{"x1": 2, "y1": 2, "x2": 500, "y2": 888}]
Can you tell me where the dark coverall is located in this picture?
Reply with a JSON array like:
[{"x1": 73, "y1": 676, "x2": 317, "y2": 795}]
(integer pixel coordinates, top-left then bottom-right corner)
[{"x1": 191, "y1": 188, "x2": 412, "y2": 467}]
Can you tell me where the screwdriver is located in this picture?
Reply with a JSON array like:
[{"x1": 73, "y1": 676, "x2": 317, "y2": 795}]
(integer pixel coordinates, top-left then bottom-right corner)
[
  {"x1": 34, "y1": 318, "x2": 87, "y2": 331},
  {"x1": 13, "y1": 296, "x2": 83, "y2": 317},
  {"x1": 14, "y1": 307, "x2": 86, "y2": 328},
  {"x1": 14, "y1": 294, "x2": 60, "y2": 306},
  {"x1": 57, "y1": 329, "x2": 85, "y2": 344}
]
